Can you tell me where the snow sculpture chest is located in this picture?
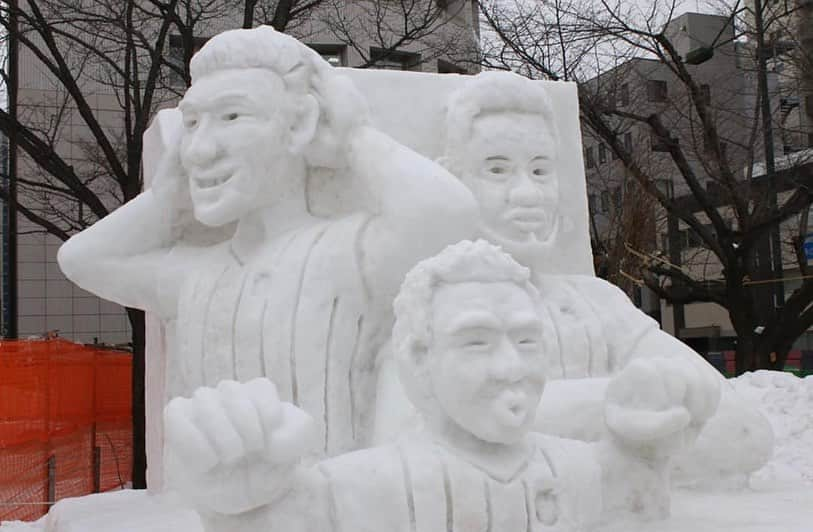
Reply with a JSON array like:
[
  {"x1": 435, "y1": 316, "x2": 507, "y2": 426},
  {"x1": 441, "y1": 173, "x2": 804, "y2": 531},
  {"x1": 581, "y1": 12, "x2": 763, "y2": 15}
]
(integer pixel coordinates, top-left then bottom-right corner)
[
  {"x1": 539, "y1": 278, "x2": 611, "y2": 379},
  {"x1": 173, "y1": 214, "x2": 381, "y2": 455},
  {"x1": 317, "y1": 434, "x2": 601, "y2": 532}
]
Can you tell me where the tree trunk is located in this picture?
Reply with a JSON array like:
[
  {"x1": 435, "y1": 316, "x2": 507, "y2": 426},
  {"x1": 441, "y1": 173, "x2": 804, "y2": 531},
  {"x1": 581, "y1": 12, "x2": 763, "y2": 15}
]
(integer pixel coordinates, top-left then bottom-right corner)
[
  {"x1": 734, "y1": 331, "x2": 757, "y2": 375},
  {"x1": 126, "y1": 307, "x2": 147, "y2": 489}
]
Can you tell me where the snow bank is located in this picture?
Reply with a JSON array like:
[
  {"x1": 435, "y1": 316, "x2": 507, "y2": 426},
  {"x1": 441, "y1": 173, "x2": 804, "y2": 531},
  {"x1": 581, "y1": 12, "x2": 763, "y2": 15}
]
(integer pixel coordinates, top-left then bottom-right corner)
[{"x1": 733, "y1": 371, "x2": 813, "y2": 486}]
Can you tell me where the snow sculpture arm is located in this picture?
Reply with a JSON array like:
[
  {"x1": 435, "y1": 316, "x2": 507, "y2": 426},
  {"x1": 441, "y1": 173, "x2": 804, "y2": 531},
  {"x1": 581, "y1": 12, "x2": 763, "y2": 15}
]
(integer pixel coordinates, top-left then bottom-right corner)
[
  {"x1": 56, "y1": 139, "x2": 206, "y2": 317},
  {"x1": 596, "y1": 357, "x2": 720, "y2": 519},
  {"x1": 349, "y1": 126, "x2": 478, "y2": 303},
  {"x1": 163, "y1": 378, "x2": 320, "y2": 530}
]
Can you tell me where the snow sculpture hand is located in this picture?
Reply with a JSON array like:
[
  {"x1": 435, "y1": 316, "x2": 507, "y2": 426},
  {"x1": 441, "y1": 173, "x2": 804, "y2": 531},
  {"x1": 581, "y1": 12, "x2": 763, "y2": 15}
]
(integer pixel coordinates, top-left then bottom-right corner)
[
  {"x1": 163, "y1": 378, "x2": 317, "y2": 516},
  {"x1": 150, "y1": 142, "x2": 197, "y2": 235},
  {"x1": 604, "y1": 357, "x2": 720, "y2": 458}
]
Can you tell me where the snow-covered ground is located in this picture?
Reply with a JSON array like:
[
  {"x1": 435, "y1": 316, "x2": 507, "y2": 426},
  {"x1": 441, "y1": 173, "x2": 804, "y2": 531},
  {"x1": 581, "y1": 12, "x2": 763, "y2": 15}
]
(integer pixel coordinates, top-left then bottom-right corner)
[{"x1": 3, "y1": 371, "x2": 812, "y2": 531}]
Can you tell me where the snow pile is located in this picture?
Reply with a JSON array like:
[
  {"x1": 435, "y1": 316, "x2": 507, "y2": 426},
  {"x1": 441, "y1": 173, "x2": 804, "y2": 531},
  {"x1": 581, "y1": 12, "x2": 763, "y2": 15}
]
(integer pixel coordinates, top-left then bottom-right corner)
[{"x1": 732, "y1": 371, "x2": 813, "y2": 486}]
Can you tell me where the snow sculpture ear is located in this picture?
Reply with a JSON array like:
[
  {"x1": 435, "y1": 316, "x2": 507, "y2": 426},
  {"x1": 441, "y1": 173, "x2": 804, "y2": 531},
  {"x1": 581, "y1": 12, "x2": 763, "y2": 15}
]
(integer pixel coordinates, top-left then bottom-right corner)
[
  {"x1": 288, "y1": 94, "x2": 319, "y2": 155},
  {"x1": 408, "y1": 336, "x2": 429, "y2": 368}
]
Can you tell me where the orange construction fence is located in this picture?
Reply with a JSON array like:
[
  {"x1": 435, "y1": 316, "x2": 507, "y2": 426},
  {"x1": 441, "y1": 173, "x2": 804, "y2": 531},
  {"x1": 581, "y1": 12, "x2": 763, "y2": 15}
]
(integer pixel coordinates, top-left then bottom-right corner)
[{"x1": 0, "y1": 339, "x2": 133, "y2": 522}]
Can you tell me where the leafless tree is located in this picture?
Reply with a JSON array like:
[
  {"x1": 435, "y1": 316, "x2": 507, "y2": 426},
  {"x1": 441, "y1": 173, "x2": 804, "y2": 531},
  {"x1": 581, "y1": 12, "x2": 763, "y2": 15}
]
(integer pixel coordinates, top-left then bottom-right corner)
[
  {"x1": 318, "y1": 0, "x2": 479, "y2": 70},
  {"x1": 480, "y1": 0, "x2": 813, "y2": 374}
]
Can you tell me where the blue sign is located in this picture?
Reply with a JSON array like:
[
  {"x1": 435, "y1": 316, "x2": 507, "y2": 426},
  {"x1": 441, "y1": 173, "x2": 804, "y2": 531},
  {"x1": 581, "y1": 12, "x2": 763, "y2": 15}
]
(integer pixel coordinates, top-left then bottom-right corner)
[{"x1": 805, "y1": 234, "x2": 813, "y2": 261}]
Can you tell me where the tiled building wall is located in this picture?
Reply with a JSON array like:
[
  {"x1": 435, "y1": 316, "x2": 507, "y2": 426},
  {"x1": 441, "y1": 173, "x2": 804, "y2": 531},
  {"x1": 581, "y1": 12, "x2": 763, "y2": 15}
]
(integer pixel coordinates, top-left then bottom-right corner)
[{"x1": 16, "y1": 219, "x2": 131, "y2": 344}]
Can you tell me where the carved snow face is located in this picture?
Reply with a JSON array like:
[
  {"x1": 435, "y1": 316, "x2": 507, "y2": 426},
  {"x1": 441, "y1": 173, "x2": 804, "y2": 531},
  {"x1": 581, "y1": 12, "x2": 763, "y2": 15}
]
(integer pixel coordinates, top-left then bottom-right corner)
[
  {"x1": 427, "y1": 280, "x2": 546, "y2": 444},
  {"x1": 179, "y1": 68, "x2": 297, "y2": 227},
  {"x1": 457, "y1": 112, "x2": 560, "y2": 246}
]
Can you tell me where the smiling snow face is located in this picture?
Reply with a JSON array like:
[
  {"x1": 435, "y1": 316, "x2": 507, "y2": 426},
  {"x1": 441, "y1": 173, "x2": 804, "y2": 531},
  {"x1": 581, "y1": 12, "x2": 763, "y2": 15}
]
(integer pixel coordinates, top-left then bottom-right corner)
[{"x1": 179, "y1": 68, "x2": 300, "y2": 227}]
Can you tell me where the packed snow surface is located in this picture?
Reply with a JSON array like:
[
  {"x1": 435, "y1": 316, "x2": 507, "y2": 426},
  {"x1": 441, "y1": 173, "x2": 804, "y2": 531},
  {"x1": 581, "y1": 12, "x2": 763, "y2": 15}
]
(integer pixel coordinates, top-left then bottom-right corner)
[{"x1": 2, "y1": 371, "x2": 812, "y2": 531}]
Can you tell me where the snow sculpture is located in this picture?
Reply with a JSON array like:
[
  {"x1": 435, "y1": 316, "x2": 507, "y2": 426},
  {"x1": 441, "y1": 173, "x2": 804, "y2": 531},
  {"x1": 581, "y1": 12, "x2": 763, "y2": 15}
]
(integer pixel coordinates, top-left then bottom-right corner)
[
  {"x1": 57, "y1": 26, "x2": 476, "y2": 463},
  {"x1": 436, "y1": 71, "x2": 773, "y2": 479},
  {"x1": 164, "y1": 241, "x2": 720, "y2": 531}
]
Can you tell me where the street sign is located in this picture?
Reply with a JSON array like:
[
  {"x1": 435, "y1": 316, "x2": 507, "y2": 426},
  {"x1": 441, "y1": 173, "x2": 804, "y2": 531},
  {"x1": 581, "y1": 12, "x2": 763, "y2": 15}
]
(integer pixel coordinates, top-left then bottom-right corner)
[{"x1": 805, "y1": 234, "x2": 813, "y2": 261}]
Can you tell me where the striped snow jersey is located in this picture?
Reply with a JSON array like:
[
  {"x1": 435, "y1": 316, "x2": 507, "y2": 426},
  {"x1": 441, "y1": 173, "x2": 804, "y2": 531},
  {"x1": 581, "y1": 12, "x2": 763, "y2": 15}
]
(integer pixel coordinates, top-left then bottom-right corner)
[
  {"x1": 172, "y1": 213, "x2": 386, "y2": 457},
  {"x1": 308, "y1": 433, "x2": 603, "y2": 532}
]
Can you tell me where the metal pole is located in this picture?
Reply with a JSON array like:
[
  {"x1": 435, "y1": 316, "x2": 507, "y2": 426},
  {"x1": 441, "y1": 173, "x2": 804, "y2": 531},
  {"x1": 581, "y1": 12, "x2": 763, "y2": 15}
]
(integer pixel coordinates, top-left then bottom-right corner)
[
  {"x1": 93, "y1": 446, "x2": 102, "y2": 493},
  {"x1": 5, "y1": 0, "x2": 19, "y2": 338},
  {"x1": 754, "y1": 0, "x2": 785, "y2": 310},
  {"x1": 668, "y1": 213, "x2": 686, "y2": 336},
  {"x1": 46, "y1": 455, "x2": 56, "y2": 510}
]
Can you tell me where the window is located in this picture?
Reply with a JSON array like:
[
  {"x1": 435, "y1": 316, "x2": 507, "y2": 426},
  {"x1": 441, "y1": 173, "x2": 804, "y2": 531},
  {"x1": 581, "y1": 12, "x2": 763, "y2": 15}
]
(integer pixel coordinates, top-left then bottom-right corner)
[
  {"x1": 585, "y1": 146, "x2": 596, "y2": 169},
  {"x1": 598, "y1": 143, "x2": 607, "y2": 164},
  {"x1": 370, "y1": 48, "x2": 420, "y2": 71},
  {"x1": 647, "y1": 79, "x2": 668, "y2": 102},
  {"x1": 623, "y1": 132, "x2": 633, "y2": 152},
  {"x1": 700, "y1": 84, "x2": 711, "y2": 106},
  {"x1": 437, "y1": 59, "x2": 467, "y2": 74},
  {"x1": 656, "y1": 179, "x2": 674, "y2": 199},
  {"x1": 308, "y1": 44, "x2": 347, "y2": 67},
  {"x1": 704, "y1": 135, "x2": 728, "y2": 160},
  {"x1": 600, "y1": 190, "x2": 610, "y2": 212},
  {"x1": 168, "y1": 34, "x2": 209, "y2": 86},
  {"x1": 651, "y1": 130, "x2": 671, "y2": 152},
  {"x1": 660, "y1": 233, "x2": 670, "y2": 254},
  {"x1": 612, "y1": 187, "x2": 622, "y2": 209},
  {"x1": 619, "y1": 83, "x2": 630, "y2": 107}
]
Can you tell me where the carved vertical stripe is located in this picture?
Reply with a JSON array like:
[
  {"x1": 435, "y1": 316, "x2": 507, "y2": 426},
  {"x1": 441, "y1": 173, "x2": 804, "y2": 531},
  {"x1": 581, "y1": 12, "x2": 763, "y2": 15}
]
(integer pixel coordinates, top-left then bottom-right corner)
[
  {"x1": 347, "y1": 316, "x2": 364, "y2": 442},
  {"x1": 288, "y1": 226, "x2": 330, "y2": 405},
  {"x1": 201, "y1": 265, "x2": 230, "y2": 385},
  {"x1": 398, "y1": 445, "x2": 417, "y2": 532},
  {"x1": 318, "y1": 465, "x2": 344, "y2": 532},
  {"x1": 483, "y1": 479, "x2": 493, "y2": 532},
  {"x1": 324, "y1": 297, "x2": 339, "y2": 453},
  {"x1": 442, "y1": 462, "x2": 454, "y2": 532},
  {"x1": 258, "y1": 299, "x2": 268, "y2": 377},
  {"x1": 230, "y1": 272, "x2": 249, "y2": 380},
  {"x1": 522, "y1": 480, "x2": 532, "y2": 532},
  {"x1": 548, "y1": 302, "x2": 566, "y2": 378}
]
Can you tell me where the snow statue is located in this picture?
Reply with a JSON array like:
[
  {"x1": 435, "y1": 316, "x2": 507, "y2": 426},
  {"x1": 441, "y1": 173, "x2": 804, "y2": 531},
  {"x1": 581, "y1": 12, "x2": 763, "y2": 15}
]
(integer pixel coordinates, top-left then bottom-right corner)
[
  {"x1": 436, "y1": 71, "x2": 773, "y2": 481},
  {"x1": 57, "y1": 25, "x2": 477, "y2": 465},
  {"x1": 163, "y1": 240, "x2": 720, "y2": 532}
]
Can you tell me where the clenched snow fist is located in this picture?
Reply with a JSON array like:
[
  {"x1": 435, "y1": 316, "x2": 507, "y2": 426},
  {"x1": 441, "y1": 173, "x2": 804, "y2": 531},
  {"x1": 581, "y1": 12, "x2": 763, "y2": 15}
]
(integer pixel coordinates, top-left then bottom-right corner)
[
  {"x1": 163, "y1": 378, "x2": 317, "y2": 515},
  {"x1": 604, "y1": 357, "x2": 721, "y2": 458}
]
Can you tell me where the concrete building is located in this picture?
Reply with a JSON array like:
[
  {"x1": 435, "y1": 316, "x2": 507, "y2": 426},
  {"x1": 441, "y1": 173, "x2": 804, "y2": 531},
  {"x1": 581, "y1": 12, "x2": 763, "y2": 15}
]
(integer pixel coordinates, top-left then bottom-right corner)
[
  {"x1": 746, "y1": 0, "x2": 813, "y2": 154},
  {"x1": 582, "y1": 11, "x2": 813, "y2": 352},
  {"x1": 2, "y1": 1, "x2": 480, "y2": 344}
]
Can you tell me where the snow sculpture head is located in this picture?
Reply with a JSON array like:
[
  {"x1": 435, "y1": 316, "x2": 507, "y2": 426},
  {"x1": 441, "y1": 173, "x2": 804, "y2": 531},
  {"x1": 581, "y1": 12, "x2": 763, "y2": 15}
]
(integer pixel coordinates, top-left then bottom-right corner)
[
  {"x1": 174, "y1": 25, "x2": 368, "y2": 227},
  {"x1": 393, "y1": 240, "x2": 547, "y2": 445},
  {"x1": 443, "y1": 72, "x2": 561, "y2": 248}
]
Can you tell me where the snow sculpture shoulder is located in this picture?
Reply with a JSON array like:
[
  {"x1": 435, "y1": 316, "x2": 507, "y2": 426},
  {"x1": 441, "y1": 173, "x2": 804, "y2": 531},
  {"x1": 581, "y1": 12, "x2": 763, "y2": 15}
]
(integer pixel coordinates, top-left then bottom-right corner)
[
  {"x1": 164, "y1": 240, "x2": 721, "y2": 531},
  {"x1": 439, "y1": 71, "x2": 773, "y2": 480},
  {"x1": 57, "y1": 25, "x2": 476, "y2": 458}
]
